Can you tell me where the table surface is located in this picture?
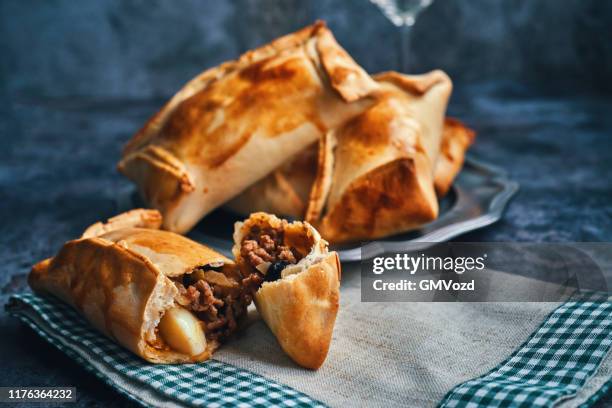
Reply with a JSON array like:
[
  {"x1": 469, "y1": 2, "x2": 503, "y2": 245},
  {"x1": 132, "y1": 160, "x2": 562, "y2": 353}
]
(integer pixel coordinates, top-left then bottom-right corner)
[{"x1": 1, "y1": 81, "x2": 611, "y2": 407}]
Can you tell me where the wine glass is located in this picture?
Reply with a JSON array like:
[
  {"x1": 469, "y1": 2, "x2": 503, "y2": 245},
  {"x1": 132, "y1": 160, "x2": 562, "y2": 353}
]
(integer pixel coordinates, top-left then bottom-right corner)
[{"x1": 369, "y1": 0, "x2": 434, "y2": 73}]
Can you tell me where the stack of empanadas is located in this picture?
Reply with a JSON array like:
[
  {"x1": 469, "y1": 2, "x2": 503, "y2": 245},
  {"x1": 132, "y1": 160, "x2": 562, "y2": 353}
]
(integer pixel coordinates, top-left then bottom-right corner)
[
  {"x1": 28, "y1": 20, "x2": 475, "y2": 371},
  {"x1": 30, "y1": 210, "x2": 340, "y2": 369},
  {"x1": 229, "y1": 72, "x2": 474, "y2": 242},
  {"x1": 118, "y1": 21, "x2": 475, "y2": 243}
]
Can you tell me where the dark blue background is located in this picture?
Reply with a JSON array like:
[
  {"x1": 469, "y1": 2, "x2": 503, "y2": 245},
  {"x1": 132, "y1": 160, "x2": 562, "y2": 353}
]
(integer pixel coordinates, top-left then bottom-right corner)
[
  {"x1": 1, "y1": 1, "x2": 611, "y2": 406},
  {"x1": 2, "y1": 0, "x2": 612, "y2": 97}
]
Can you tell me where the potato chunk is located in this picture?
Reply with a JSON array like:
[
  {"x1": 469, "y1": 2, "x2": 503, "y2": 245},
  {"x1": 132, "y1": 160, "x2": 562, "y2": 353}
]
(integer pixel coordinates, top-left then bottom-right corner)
[{"x1": 158, "y1": 307, "x2": 206, "y2": 356}]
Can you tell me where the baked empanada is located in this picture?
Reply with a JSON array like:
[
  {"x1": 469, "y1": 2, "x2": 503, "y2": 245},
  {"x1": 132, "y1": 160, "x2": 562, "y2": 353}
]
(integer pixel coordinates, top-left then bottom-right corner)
[
  {"x1": 232, "y1": 212, "x2": 340, "y2": 369},
  {"x1": 29, "y1": 209, "x2": 259, "y2": 363},
  {"x1": 118, "y1": 21, "x2": 378, "y2": 234},
  {"x1": 306, "y1": 70, "x2": 452, "y2": 243}
]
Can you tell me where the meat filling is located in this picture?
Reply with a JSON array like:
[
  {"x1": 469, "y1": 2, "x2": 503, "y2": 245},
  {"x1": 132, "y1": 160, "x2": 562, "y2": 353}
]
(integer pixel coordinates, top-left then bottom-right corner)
[
  {"x1": 239, "y1": 225, "x2": 302, "y2": 282},
  {"x1": 174, "y1": 266, "x2": 252, "y2": 341},
  {"x1": 164, "y1": 225, "x2": 306, "y2": 346}
]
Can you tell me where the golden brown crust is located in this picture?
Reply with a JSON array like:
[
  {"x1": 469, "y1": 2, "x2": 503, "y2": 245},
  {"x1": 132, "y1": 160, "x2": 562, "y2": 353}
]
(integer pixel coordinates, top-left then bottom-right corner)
[
  {"x1": 118, "y1": 22, "x2": 378, "y2": 234},
  {"x1": 435, "y1": 118, "x2": 476, "y2": 197},
  {"x1": 232, "y1": 212, "x2": 340, "y2": 369},
  {"x1": 373, "y1": 70, "x2": 451, "y2": 95},
  {"x1": 117, "y1": 147, "x2": 195, "y2": 219},
  {"x1": 255, "y1": 252, "x2": 340, "y2": 370},
  {"x1": 28, "y1": 212, "x2": 236, "y2": 363},
  {"x1": 314, "y1": 25, "x2": 378, "y2": 102},
  {"x1": 224, "y1": 115, "x2": 473, "y2": 227},
  {"x1": 318, "y1": 158, "x2": 437, "y2": 243},
  {"x1": 99, "y1": 228, "x2": 232, "y2": 278},
  {"x1": 309, "y1": 71, "x2": 452, "y2": 243}
]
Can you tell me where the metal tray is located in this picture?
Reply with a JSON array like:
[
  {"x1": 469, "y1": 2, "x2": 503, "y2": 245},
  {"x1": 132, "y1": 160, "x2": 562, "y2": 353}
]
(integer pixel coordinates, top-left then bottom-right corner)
[{"x1": 123, "y1": 156, "x2": 518, "y2": 262}]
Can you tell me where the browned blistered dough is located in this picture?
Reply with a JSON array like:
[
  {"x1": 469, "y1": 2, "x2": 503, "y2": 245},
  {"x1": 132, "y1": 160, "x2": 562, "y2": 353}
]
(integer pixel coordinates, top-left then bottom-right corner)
[
  {"x1": 228, "y1": 72, "x2": 455, "y2": 242},
  {"x1": 118, "y1": 21, "x2": 378, "y2": 234},
  {"x1": 232, "y1": 212, "x2": 340, "y2": 369},
  {"x1": 29, "y1": 209, "x2": 239, "y2": 363},
  {"x1": 81, "y1": 208, "x2": 162, "y2": 238}
]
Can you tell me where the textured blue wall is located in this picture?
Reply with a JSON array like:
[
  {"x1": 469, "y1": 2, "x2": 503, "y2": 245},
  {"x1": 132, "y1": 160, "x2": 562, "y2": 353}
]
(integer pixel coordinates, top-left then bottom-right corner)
[
  {"x1": 1, "y1": 4, "x2": 612, "y2": 405},
  {"x1": 1, "y1": 0, "x2": 611, "y2": 101}
]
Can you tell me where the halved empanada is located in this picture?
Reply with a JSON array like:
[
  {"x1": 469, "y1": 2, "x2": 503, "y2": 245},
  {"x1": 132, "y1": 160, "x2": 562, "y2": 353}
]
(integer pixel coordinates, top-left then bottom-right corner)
[
  {"x1": 29, "y1": 209, "x2": 256, "y2": 363},
  {"x1": 232, "y1": 212, "x2": 340, "y2": 369},
  {"x1": 118, "y1": 21, "x2": 378, "y2": 234}
]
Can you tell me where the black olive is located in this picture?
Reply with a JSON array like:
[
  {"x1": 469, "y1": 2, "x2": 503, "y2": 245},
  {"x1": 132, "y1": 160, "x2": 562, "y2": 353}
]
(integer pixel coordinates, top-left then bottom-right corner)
[{"x1": 264, "y1": 261, "x2": 289, "y2": 282}]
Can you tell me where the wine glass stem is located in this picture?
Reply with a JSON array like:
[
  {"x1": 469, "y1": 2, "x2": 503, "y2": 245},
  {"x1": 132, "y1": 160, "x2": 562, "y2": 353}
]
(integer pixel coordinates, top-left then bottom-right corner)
[{"x1": 399, "y1": 24, "x2": 413, "y2": 73}]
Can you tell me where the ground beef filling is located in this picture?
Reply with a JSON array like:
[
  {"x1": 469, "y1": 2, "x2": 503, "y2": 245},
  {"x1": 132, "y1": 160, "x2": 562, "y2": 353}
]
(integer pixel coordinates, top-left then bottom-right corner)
[
  {"x1": 239, "y1": 226, "x2": 302, "y2": 282},
  {"x1": 175, "y1": 267, "x2": 252, "y2": 341},
  {"x1": 168, "y1": 227, "x2": 303, "y2": 343}
]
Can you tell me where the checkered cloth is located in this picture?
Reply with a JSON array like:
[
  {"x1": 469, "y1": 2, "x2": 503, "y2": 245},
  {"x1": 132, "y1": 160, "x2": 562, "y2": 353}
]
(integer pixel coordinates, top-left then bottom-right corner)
[
  {"x1": 6, "y1": 293, "x2": 325, "y2": 408},
  {"x1": 439, "y1": 296, "x2": 612, "y2": 408},
  {"x1": 7, "y1": 292, "x2": 612, "y2": 407}
]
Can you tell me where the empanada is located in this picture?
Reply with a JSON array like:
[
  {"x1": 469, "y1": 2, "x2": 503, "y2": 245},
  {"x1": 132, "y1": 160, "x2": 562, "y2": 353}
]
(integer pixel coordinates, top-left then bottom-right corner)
[
  {"x1": 29, "y1": 209, "x2": 261, "y2": 363},
  {"x1": 307, "y1": 70, "x2": 452, "y2": 243},
  {"x1": 232, "y1": 212, "x2": 340, "y2": 369},
  {"x1": 118, "y1": 21, "x2": 378, "y2": 234}
]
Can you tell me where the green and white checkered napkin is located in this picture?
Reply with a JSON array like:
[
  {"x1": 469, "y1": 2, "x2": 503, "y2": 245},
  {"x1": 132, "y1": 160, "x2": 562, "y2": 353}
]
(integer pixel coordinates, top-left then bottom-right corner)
[
  {"x1": 7, "y1": 294, "x2": 325, "y2": 408},
  {"x1": 6, "y1": 288, "x2": 612, "y2": 407},
  {"x1": 439, "y1": 295, "x2": 612, "y2": 408}
]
